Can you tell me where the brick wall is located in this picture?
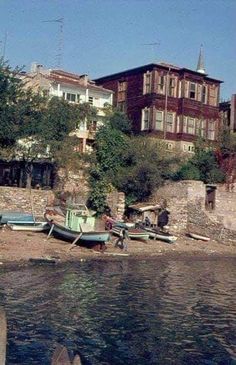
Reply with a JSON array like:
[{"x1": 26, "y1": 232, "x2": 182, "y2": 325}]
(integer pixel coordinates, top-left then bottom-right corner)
[{"x1": 0, "y1": 187, "x2": 54, "y2": 217}]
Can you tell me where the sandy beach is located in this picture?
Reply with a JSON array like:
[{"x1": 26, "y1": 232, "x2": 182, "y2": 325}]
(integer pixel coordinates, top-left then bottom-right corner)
[{"x1": 0, "y1": 224, "x2": 236, "y2": 265}]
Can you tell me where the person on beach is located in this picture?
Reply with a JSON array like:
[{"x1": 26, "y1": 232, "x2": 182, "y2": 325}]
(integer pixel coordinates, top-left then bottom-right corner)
[
  {"x1": 114, "y1": 228, "x2": 129, "y2": 251},
  {"x1": 157, "y1": 208, "x2": 170, "y2": 231},
  {"x1": 144, "y1": 216, "x2": 151, "y2": 227}
]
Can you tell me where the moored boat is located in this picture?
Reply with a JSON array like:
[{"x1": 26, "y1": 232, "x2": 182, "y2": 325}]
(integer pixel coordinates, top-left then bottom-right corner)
[
  {"x1": 188, "y1": 232, "x2": 210, "y2": 241},
  {"x1": 45, "y1": 206, "x2": 110, "y2": 248},
  {"x1": 103, "y1": 215, "x2": 135, "y2": 230},
  {"x1": 0, "y1": 211, "x2": 34, "y2": 225},
  {"x1": 143, "y1": 227, "x2": 177, "y2": 243},
  {"x1": 7, "y1": 221, "x2": 50, "y2": 232},
  {"x1": 112, "y1": 226, "x2": 149, "y2": 241}
]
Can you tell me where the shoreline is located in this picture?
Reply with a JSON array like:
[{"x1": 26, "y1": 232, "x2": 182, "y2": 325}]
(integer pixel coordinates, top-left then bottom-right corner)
[{"x1": 0, "y1": 227, "x2": 236, "y2": 266}]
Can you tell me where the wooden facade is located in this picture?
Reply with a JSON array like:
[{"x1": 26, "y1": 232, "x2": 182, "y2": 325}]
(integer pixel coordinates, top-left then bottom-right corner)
[{"x1": 95, "y1": 63, "x2": 223, "y2": 153}]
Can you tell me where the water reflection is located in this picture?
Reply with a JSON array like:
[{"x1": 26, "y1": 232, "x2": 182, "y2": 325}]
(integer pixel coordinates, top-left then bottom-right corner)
[{"x1": 0, "y1": 258, "x2": 236, "y2": 365}]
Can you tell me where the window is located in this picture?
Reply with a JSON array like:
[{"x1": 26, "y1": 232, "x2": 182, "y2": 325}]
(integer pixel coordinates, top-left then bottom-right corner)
[
  {"x1": 77, "y1": 94, "x2": 81, "y2": 102},
  {"x1": 89, "y1": 96, "x2": 94, "y2": 105},
  {"x1": 117, "y1": 102, "x2": 126, "y2": 112},
  {"x1": 142, "y1": 108, "x2": 150, "y2": 130},
  {"x1": 208, "y1": 120, "x2": 215, "y2": 140},
  {"x1": 168, "y1": 77, "x2": 176, "y2": 97},
  {"x1": 157, "y1": 75, "x2": 165, "y2": 94},
  {"x1": 89, "y1": 121, "x2": 97, "y2": 132},
  {"x1": 166, "y1": 143, "x2": 173, "y2": 150},
  {"x1": 155, "y1": 111, "x2": 163, "y2": 130},
  {"x1": 166, "y1": 112, "x2": 174, "y2": 132},
  {"x1": 66, "y1": 93, "x2": 76, "y2": 102},
  {"x1": 187, "y1": 118, "x2": 195, "y2": 134},
  {"x1": 202, "y1": 85, "x2": 207, "y2": 104},
  {"x1": 209, "y1": 85, "x2": 217, "y2": 106},
  {"x1": 183, "y1": 116, "x2": 196, "y2": 135},
  {"x1": 189, "y1": 83, "x2": 196, "y2": 99},
  {"x1": 183, "y1": 144, "x2": 194, "y2": 153},
  {"x1": 195, "y1": 119, "x2": 201, "y2": 136},
  {"x1": 144, "y1": 72, "x2": 152, "y2": 94},
  {"x1": 117, "y1": 81, "x2": 127, "y2": 102},
  {"x1": 201, "y1": 120, "x2": 206, "y2": 137}
]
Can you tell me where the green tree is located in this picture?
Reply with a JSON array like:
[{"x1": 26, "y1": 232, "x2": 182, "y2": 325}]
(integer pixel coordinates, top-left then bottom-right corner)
[{"x1": 115, "y1": 137, "x2": 179, "y2": 203}]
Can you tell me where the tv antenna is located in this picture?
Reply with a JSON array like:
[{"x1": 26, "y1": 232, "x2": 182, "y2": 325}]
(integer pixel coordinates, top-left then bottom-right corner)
[
  {"x1": 42, "y1": 17, "x2": 64, "y2": 68},
  {"x1": 0, "y1": 31, "x2": 8, "y2": 60},
  {"x1": 142, "y1": 41, "x2": 160, "y2": 61}
]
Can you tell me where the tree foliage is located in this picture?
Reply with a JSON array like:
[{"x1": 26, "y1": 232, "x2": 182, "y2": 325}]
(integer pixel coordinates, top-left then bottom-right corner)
[{"x1": 88, "y1": 114, "x2": 180, "y2": 212}]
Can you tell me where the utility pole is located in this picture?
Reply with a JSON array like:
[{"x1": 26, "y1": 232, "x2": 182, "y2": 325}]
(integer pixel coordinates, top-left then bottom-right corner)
[{"x1": 164, "y1": 67, "x2": 171, "y2": 140}]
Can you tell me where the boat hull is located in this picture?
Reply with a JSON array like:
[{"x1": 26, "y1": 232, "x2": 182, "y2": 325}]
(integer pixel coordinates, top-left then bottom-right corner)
[
  {"x1": 7, "y1": 221, "x2": 50, "y2": 232},
  {"x1": 52, "y1": 222, "x2": 110, "y2": 242},
  {"x1": 0, "y1": 212, "x2": 34, "y2": 225},
  {"x1": 112, "y1": 226, "x2": 149, "y2": 241},
  {"x1": 144, "y1": 228, "x2": 177, "y2": 243},
  {"x1": 188, "y1": 232, "x2": 210, "y2": 241}
]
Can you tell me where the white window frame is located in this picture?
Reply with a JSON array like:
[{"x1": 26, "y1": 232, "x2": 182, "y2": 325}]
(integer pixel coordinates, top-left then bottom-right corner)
[
  {"x1": 208, "y1": 120, "x2": 215, "y2": 140},
  {"x1": 157, "y1": 74, "x2": 165, "y2": 94},
  {"x1": 142, "y1": 108, "x2": 150, "y2": 130},
  {"x1": 168, "y1": 77, "x2": 176, "y2": 97},
  {"x1": 189, "y1": 82, "x2": 196, "y2": 99},
  {"x1": 143, "y1": 71, "x2": 152, "y2": 94},
  {"x1": 187, "y1": 117, "x2": 195, "y2": 134},
  {"x1": 155, "y1": 110, "x2": 164, "y2": 130},
  {"x1": 166, "y1": 112, "x2": 175, "y2": 133},
  {"x1": 88, "y1": 96, "x2": 94, "y2": 105}
]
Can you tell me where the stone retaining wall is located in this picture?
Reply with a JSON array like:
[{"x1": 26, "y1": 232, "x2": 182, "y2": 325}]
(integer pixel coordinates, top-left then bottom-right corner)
[
  {"x1": 0, "y1": 187, "x2": 54, "y2": 217},
  {"x1": 152, "y1": 180, "x2": 236, "y2": 244}
]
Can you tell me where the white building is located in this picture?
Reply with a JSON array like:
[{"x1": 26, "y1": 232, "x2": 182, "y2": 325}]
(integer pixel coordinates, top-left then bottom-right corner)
[{"x1": 22, "y1": 63, "x2": 113, "y2": 152}]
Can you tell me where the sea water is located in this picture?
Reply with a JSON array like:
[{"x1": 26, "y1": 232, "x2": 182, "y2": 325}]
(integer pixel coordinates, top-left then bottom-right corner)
[{"x1": 0, "y1": 257, "x2": 236, "y2": 365}]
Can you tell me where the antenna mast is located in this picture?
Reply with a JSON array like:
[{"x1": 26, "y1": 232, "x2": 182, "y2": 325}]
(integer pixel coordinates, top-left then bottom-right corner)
[
  {"x1": 42, "y1": 17, "x2": 64, "y2": 68},
  {"x1": 142, "y1": 42, "x2": 160, "y2": 61}
]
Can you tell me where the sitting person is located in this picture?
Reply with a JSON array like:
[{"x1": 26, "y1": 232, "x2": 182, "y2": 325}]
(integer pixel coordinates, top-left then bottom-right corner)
[
  {"x1": 144, "y1": 216, "x2": 151, "y2": 227},
  {"x1": 157, "y1": 209, "x2": 170, "y2": 231}
]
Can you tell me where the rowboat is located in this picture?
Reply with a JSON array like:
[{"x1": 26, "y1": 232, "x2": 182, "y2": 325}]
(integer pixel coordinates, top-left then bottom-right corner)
[
  {"x1": 103, "y1": 215, "x2": 135, "y2": 230},
  {"x1": 144, "y1": 227, "x2": 177, "y2": 243},
  {"x1": 0, "y1": 211, "x2": 34, "y2": 225},
  {"x1": 112, "y1": 226, "x2": 149, "y2": 241},
  {"x1": 45, "y1": 206, "x2": 110, "y2": 248},
  {"x1": 188, "y1": 232, "x2": 210, "y2": 241},
  {"x1": 7, "y1": 221, "x2": 50, "y2": 232}
]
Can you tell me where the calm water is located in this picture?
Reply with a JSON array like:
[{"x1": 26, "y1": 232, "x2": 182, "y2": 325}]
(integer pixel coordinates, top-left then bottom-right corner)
[{"x1": 0, "y1": 257, "x2": 236, "y2": 365}]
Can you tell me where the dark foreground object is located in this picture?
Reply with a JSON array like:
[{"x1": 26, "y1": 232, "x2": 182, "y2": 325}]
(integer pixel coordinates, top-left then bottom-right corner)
[{"x1": 0, "y1": 307, "x2": 6, "y2": 365}]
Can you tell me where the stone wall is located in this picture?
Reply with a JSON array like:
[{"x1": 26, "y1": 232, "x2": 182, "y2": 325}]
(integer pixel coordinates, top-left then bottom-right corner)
[
  {"x1": 152, "y1": 180, "x2": 236, "y2": 244},
  {"x1": 152, "y1": 180, "x2": 205, "y2": 233},
  {"x1": 106, "y1": 191, "x2": 125, "y2": 220},
  {"x1": 0, "y1": 187, "x2": 54, "y2": 217}
]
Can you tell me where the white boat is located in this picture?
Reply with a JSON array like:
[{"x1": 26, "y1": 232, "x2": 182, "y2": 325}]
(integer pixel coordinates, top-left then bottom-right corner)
[
  {"x1": 112, "y1": 226, "x2": 150, "y2": 241},
  {"x1": 188, "y1": 232, "x2": 210, "y2": 241},
  {"x1": 144, "y1": 227, "x2": 177, "y2": 243},
  {"x1": 7, "y1": 221, "x2": 50, "y2": 232}
]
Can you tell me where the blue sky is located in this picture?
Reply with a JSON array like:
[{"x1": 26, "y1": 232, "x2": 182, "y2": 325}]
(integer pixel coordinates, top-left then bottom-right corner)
[{"x1": 0, "y1": 0, "x2": 235, "y2": 100}]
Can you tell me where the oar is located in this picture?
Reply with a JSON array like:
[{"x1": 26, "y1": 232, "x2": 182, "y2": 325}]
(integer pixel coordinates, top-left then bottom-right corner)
[
  {"x1": 68, "y1": 232, "x2": 82, "y2": 251},
  {"x1": 47, "y1": 224, "x2": 55, "y2": 239},
  {"x1": 0, "y1": 307, "x2": 7, "y2": 365}
]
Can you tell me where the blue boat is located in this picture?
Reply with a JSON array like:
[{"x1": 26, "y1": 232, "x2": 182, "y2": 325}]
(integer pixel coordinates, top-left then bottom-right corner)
[{"x1": 0, "y1": 211, "x2": 34, "y2": 225}]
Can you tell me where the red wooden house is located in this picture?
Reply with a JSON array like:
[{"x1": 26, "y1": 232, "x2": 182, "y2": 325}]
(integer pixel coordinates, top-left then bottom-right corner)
[{"x1": 95, "y1": 60, "x2": 222, "y2": 154}]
